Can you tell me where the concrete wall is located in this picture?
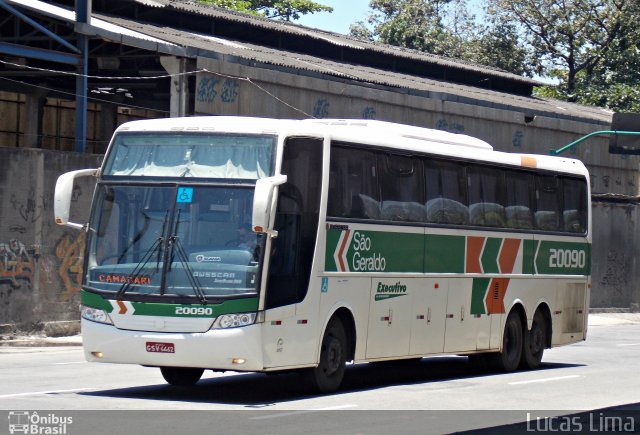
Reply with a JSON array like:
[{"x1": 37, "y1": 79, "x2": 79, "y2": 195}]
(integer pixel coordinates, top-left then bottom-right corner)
[
  {"x1": 0, "y1": 148, "x2": 101, "y2": 329},
  {"x1": 591, "y1": 200, "x2": 640, "y2": 308}
]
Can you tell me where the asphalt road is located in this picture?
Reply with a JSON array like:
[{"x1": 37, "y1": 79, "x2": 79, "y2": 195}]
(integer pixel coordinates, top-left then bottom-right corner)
[{"x1": 1, "y1": 314, "x2": 639, "y2": 434}]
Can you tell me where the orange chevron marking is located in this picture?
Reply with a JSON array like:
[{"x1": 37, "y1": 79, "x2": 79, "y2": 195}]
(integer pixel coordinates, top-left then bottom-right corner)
[
  {"x1": 466, "y1": 237, "x2": 485, "y2": 273},
  {"x1": 499, "y1": 238, "x2": 521, "y2": 274},
  {"x1": 116, "y1": 300, "x2": 127, "y2": 314},
  {"x1": 486, "y1": 278, "x2": 509, "y2": 314}
]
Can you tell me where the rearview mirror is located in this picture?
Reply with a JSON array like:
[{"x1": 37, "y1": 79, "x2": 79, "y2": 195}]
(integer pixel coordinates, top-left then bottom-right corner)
[
  {"x1": 252, "y1": 175, "x2": 287, "y2": 235},
  {"x1": 54, "y1": 168, "x2": 98, "y2": 229}
]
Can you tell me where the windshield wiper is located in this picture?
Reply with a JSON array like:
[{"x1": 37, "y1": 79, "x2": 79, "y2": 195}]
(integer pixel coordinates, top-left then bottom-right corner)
[
  {"x1": 115, "y1": 236, "x2": 163, "y2": 299},
  {"x1": 115, "y1": 211, "x2": 169, "y2": 299},
  {"x1": 168, "y1": 235, "x2": 208, "y2": 304}
]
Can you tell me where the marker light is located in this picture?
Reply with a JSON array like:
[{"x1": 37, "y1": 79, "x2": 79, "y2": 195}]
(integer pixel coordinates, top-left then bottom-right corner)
[
  {"x1": 81, "y1": 306, "x2": 113, "y2": 325},
  {"x1": 91, "y1": 352, "x2": 104, "y2": 358},
  {"x1": 213, "y1": 313, "x2": 257, "y2": 329}
]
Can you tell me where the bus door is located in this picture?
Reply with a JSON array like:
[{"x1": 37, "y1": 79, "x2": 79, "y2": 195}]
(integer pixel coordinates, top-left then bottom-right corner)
[{"x1": 262, "y1": 137, "x2": 323, "y2": 368}]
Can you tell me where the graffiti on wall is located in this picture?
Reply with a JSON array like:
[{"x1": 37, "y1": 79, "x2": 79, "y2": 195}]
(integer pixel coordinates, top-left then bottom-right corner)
[
  {"x1": 512, "y1": 131, "x2": 524, "y2": 148},
  {"x1": 0, "y1": 239, "x2": 34, "y2": 288},
  {"x1": 313, "y1": 99, "x2": 330, "y2": 119},
  {"x1": 362, "y1": 107, "x2": 377, "y2": 119},
  {"x1": 196, "y1": 77, "x2": 240, "y2": 104},
  {"x1": 436, "y1": 119, "x2": 465, "y2": 133},
  {"x1": 55, "y1": 232, "x2": 86, "y2": 301},
  {"x1": 10, "y1": 188, "x2": 46, "y2": 224}
]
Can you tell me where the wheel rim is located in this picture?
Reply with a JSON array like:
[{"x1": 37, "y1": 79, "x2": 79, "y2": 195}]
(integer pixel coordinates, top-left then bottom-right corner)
[
  {"x1": 505, "y1": 319, "x2": 521, "y2": 361},
  {"x1": 530, "y1": 323, "x2": 545, "y2": 356},
  {"x1": 323, "y1": 336, "x2": 343, "y2": 376}
]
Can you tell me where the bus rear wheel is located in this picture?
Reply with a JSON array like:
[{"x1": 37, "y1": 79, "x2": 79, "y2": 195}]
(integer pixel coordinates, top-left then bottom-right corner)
[
  {"x1": 521, "y1": 310, "x2": 547, "y2": 369},
  {"x1": 160, "y1": 367, "x2": 204, "y2": 386},
  {"x1": 305, "y1": 317, "x2": 347, "y2": 394},
  {"x1": 490, "y1": 310, "x2": 523, "y2": 372}
]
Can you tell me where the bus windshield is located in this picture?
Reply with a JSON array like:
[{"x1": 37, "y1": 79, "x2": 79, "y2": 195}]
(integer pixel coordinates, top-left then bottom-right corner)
[
  {"x1": 85, "y1": 184, "x2": 265, "y2": 300},
  {"x1": 103, "y1": 133, "x2": 275, "y2": 179}
]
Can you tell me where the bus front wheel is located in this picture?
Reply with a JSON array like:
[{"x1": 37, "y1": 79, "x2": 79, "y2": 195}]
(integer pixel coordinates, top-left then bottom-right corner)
[
  {"x1": 490, "y1": 310, "x2": 523, "y2": 372},
  {"x1": 521, "y1": 310, "x2": 546, "y2": 369},
  {"x1": 160, "y1": 367, "x2": 204, "y2": 386},
  {"x1": 305, "y1": 317, "x2": 347, "y2": 393}
]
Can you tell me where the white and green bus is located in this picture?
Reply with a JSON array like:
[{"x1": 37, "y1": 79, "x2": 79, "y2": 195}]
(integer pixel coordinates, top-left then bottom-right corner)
[{"x1": 54, "y1": 117, "x2": 591, "y2": 393}]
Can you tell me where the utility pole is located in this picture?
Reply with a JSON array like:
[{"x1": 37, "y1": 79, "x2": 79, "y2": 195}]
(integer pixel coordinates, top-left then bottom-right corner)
[{"x1": 75, "y1": 0, "x2": 91, "y2": 153}]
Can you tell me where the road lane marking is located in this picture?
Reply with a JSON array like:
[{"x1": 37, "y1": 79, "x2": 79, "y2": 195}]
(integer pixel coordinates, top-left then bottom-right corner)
[
  {"x1": 616, "y1": 343, "x2": 640, "y2": 347},
  {"x1": 53, "y1": 361, "x2": 86, "y2": 365},
  {"x1": 0, "y1": 388, "x2": 91, "y2": 399},
  {"x1": 509, "y1": 375, "x2": 581, "y2": 385},
  {"x1": 250, "y1": 404, "x2": 358, "y2": 420}
]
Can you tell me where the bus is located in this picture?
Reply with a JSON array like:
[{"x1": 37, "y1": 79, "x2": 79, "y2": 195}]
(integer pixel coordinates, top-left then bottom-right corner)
[{"x1": 54, "y1": 117, "x2": 591, "y2": 393}]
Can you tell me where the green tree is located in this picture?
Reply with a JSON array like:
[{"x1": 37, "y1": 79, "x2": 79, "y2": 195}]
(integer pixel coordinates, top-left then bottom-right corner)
[
  {"x1": 199, "y1": 0, "x2": 332, "y2": 20},
  {"x1": 350, "y1": 0, "x2": 532, "y2": 75},
  {"x1": 490, "y1": 0, "x2": 630, "y2": 101}
]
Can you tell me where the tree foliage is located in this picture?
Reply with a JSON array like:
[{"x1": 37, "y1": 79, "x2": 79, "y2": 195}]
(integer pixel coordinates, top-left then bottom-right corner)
[
  {"x1": 491, "y1": 0, "x2": 631, "y2": 102},
  {"x1": 198, "y1": 0, "x2": 332, "y2": 20},
  {"x1": 349, "y1": 0, "x2": 533, "y2": 76}
]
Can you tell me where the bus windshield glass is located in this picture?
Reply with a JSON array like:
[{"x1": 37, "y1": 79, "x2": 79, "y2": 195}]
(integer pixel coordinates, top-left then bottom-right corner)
[
  {"x1": 103, "y1": 133, "x2": 276, "y2": 179},
  {"x1": 85, "y1": 184, "x2": 265, "y2": 299}
]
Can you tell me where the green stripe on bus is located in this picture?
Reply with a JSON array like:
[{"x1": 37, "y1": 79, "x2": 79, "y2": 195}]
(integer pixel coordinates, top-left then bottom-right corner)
[
  {"x1": 522, "y1": 240, "x2": 538, "y2": 275},
  {"x1": 325, "y1": 229, "x2": 591, "y2": 276},
  {"x1": 425, "y1": 234, "x2": 465, "y2": 273},
  {"x1": 481, "y1": 238, "x2": 502, "y2": 273},
  {"x1": 81, "y1": 290, "x2": 113, "y2": 312},
  {"x1": 131, "y1": 297, "x2": 259, "y2": 317},
  {"x1": 534, "y1": 241, "x2": 591, "y2": 275},
  {"x1": 80, "y1": 289, "x2": 259, "y2": 317},
  {"x1": 471, "y1": 278, "x2": 490, "y2": 315}
]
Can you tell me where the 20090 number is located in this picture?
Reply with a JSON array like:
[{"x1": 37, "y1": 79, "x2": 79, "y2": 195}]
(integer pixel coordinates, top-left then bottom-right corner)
[
  {"x1": 549, "y1": 249, "x2": 586, "y2": 269},
  {"x1": 175, "y1": 307, "x2": 213, "y2": 316}
]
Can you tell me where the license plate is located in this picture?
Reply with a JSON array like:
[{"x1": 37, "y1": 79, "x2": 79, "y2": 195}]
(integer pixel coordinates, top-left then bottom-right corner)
[{"x1": 146, "y1": 342, "x2": 175, "y2": 353}]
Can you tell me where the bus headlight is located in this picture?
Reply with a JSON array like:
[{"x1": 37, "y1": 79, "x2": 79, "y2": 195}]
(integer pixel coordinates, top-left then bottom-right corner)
[
  {"x1": 81, "y1": 305, "x2": 113, "y2": 325},
  {"x1": 213, "y1": 313, "x2": 257, "y2": 329}
]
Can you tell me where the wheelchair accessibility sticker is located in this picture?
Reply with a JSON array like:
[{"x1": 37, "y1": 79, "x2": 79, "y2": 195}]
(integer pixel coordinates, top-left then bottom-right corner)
[{"x1": 176, "y1": 187, "x2": 194, "y2": 203}]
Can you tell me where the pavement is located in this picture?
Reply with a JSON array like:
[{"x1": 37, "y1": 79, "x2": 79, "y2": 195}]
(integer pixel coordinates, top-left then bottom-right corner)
[{"x1": 1, "y1": 313, "x2": 639, "y2": 347}]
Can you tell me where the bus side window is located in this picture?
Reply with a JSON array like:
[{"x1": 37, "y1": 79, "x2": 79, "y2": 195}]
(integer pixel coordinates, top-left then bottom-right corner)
[
  {"x1": 424, "y1": 159, "x2": 468, "y2": 225},
  {"x1": 467, "y1": 165, "x2": 506, "y2": 228},
  {"x1": 535, "y1": 175, "x2": 561, "y2": 231},
  {"x1": 562, "y1": 177, "x2": 587, "y2": 233},
  {"x1": 379, "y1": 153, "x2": 425, "y2": 222},
  {"x1": 327, "y1": 145, "x2": 379, "y2": 219},
  {"x1": 505, "y1": 170, "x2": 534, "y2": 230}
]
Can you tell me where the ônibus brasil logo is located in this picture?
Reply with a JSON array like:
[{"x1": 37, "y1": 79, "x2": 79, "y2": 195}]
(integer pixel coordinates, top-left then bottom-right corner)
[
  {"x1": 333, "y1": 230, "x2": 386, "y2": 272},
  {"x1": 8, "y1": 411, "x2": 73, "y2": 434}
]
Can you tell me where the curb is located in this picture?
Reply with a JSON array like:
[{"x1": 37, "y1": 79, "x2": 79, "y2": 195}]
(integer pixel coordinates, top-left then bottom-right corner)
[{"x1": 0, "y1": 320, "x2": 80, "y2": 338}]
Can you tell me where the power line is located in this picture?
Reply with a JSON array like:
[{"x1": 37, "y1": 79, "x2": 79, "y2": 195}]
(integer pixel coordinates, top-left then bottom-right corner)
[
  {"x1": 0, "y1": 76, "x2": 169, "y2": 114},
  {"x1": 0, "y1": 59, "x2": 314, "y2": 117}
]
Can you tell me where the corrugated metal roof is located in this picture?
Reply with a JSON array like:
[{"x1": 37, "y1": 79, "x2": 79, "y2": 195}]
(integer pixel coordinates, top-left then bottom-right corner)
[
  {"x1": 7, "y1": 0, "x2": 177, "y2": 47},
  {"x1": 129, "y1": 0, "x2": 539, "y2": 86},
  {"x1": 98, "y1": 13, "x2": 611, "y2": 125}
]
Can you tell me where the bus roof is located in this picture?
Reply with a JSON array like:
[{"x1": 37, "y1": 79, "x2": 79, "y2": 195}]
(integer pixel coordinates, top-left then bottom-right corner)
[{"x1": 112, "y1": 116, "x2": 588, "y2": 178}]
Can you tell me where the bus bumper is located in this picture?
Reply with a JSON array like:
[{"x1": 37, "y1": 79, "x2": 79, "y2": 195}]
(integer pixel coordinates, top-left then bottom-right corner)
[{"x1": 81, "y1": 319, "x2": 265, "y2": 371}]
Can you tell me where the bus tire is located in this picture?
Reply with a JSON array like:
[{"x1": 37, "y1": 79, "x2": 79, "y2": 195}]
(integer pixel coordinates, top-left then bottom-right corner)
[
  {"x1": 521, "y1": 310, "x2": 546, "y2": 369},
  {"x1": 305, "y1": 317, "x2": 347, "y2": 393},
  {"x1": 490, "y1": 310, "x2": 523, "y2": 372},
  {"x1": 160, "y1": 367, "x2": 204, "y2": 386}
]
